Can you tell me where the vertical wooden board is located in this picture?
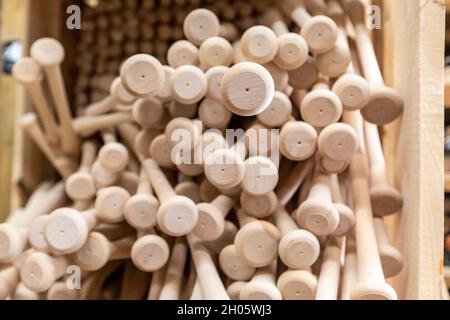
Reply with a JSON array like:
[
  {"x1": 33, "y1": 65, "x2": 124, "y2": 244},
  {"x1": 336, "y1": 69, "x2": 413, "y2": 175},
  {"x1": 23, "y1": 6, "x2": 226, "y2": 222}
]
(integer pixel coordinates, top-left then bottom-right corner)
[{"x1": 382, "y1": 0, "x2": 445, "y2": 299}]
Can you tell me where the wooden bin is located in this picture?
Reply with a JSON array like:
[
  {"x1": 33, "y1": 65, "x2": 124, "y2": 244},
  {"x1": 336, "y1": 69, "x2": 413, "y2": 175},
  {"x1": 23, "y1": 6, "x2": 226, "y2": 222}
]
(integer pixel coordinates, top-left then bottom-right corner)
[{"x1": 0, "y1": 0, "x2": 445, "y2": 299}]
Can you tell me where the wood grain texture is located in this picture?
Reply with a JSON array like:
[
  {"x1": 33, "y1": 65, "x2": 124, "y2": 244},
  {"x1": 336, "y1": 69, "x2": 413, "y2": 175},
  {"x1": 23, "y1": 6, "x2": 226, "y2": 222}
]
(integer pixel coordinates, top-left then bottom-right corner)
[{"x1": 381, "y1": 0, "x2": 445, "y2": 299}]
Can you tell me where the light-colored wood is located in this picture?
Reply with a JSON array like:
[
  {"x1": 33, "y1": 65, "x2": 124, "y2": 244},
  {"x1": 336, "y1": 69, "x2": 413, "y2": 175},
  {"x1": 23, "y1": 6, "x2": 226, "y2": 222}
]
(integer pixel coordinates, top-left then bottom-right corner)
[
  {"x1": 221, "y1": 62, "x2": 275, "y2": 116},
  {"x1": 274, "y1": 202, "x2": 320, "y2": 269},
  {"x1": 199, "y1": 36, "x2": 233, "y2": 69},
  {"x1": 167, "y1": 40, "x2": 199, "y2": 68},
  {"x1": 131, "y1": 233, "x2": 170, "y2": 272},
  {"x1": 240, "y1": 260, "x2": 282, "y2": 300},
  {"x1": 240, "y1": 190, "x2": 277, "y2": 218},
  {"x1": 219, "y1": 244, "x2": 256, "y2": 281},
  {"x1": 240, "y1": 26, "x2": 278, "y2": 64},
  {"x1": 234, "y1": 208, "x2": 281, "y2": 268},
  {"x1": 183, "y1": 8, "x2": 221, "y2": 46},
  {"x1": 315, "y1": 238, "x2": 341, "y2": 300},
  {"x1": 297, "y1": 169, "x2": 340, "y2": 236},
  {"x1": 288, "y1": 57, "x2": 318, "y2": 90},
  {"x1": 95, "y1": 186, "x2": 130, "y2": 223},
  {"x1": 373, "y1": 217, "x2": 403, "y2": 278},
  {"x1": 279, "y1": 121, "x2": 317, "y2": 161},
  {"x1": 199, "y1": 98, "x2": 232, "y2": 129},
  {"x1": 171, "y1": 65, "x2": 207, "y2": 104},
  {"x1": 205, "y1": 66, "x2": 229, "y2": 101},
  {"x1": 242, "y1": 156, "x2": 279, "y2": 196},
  {"x1": 187, "y1": 233, "x2": 230, "y2": 300},
  {"x1": 330, "y1": 174, "x2": 355, "y2": 237},
  {"x1": 277, "y1": 269, "x2": 317, "y2": 300},
  {"x1": 73, "y1": 112, "x2": 134, "y2": 138},
  {"x1": 142, "y1": 159, "x2": 198, "y2": 236},
  {"x1": 30, "y1": 38, "x2": 80, "y2": 157},
  {"x1": 282, "y1": 0, "x2": 338, "y2": 54},
  {"x1": 159, "y1": 237, "x2": 188, "y2": 300},
  {"x1": 318, "y1": 123, "x2": 358, "y2": 162},
  {"x1": 257, "y1": 91, "x2": 292, "y2": 128},
  {"x1": 380, "y1": 0, "x2": 444, "y2": 300}
]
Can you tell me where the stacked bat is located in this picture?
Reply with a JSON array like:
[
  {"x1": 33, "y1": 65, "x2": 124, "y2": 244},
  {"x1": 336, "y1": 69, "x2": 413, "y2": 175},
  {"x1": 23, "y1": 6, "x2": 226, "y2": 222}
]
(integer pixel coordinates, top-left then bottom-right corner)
[
  {"x1": 74, "y1": 0, "x2": 270, "y2": 110},
  {"x1": 3, "y1": 0, "x2": 405, "y2": 300}
]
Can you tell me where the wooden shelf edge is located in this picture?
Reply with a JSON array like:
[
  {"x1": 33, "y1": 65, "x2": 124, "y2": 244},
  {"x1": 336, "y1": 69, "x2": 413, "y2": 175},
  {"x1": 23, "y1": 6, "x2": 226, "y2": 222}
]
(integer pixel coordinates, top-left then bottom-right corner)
[{"x1": 445, "y1": 174, "x2": 450, "y2": 193}]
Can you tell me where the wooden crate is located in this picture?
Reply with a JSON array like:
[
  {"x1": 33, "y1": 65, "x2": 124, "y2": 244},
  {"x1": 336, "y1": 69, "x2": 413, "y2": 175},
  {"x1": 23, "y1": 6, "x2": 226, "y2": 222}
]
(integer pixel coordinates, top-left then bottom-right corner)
[{"x1": 0, "y1": 0, "x2": 446, "y2": 299}]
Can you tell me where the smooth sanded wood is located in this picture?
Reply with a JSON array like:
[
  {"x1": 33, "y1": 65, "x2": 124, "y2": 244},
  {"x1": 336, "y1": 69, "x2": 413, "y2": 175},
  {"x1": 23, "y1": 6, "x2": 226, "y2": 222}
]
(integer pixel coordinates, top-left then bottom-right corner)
[
  {"x1": 234, "y1": 208, "x2": 281, "y2": 268},
  {"x1": 167, "y1": 40, "x2": 199, "y2": 68},
  {"x1": 296, "y1": 169, "x2": 340, "y2": 236},
  {"x1": 363, "y1": 121, "x2": 403, "y2": 216},
  {"x1": 171, "y1": 65, "x2": 207, "y2": 104},
  {"x1": 142, "y1": 159, "x2": 198, "y2": 237},
  {"x1": 242, "y1": 156, "x2": 279, "y2": 196},
  {"x1": 373, "y1": 217, "x2": 403, "y2": 279},
  {"x1": 205, "y1": 66, "x2": 229, "y2": 101},
  {"x1": 131, "y1": 233, "x2": 170, "y2": 272},
  {"x1": 276, "y1": 158, "x2": 314, "y2": 206},
  {"x1": 192, "y1": 194, "x2": 234, "y2": 241},
  {"x1": 279, "y1": 121, "x2": 317, "y2": 161},
  {"x1": 318, "y1": 123, "x2": 358, "y2": 162},
  {"x1": 73, "y1": 112, "x2": 134, "y2": 138},
  {"x1": 330, "y1": 174, "x2": 355, "y2": 237},
  {"x1": 257, "y1": 91, "x2": 292, "y2": 128},
  {"x1": 219, "y1": 244, "x2": 256, "y2": 281},
  {"x1": 20, "y1": 113, "x2": 76, "y2": 179},
  {"x1": 183, "y1": 8, "x2": 221, "y2": 46},
  {"x1": 95, "y1": 186, "x2": 131, "y2": 223},
  {"x1": 315, "y1": 238, "x2": 341, "y2": 300},
  {"x1": 30, "y1": 38, "x2": 80, "y2": 157},
  {"x1": 240, "y1": 190, "x2": 277, "y2": 219},
  {"x1": 240, "y1": 261, "x2": 282, "y2": 300},
  {"x1": 199, "y1": 36, "x2": 233, "y2": 69},
  {"x1": 288, "y1": 56, "x2": 318, "y2": 90},
  {"x1": 274, "y1": 202, "x2": 320, "y2": 269},
  {"x1": 187, "y1": 233, "x2": 230, "y2": 300},
  {"x1": 240, "y1": 26, "x2": 278, "y2": 64},
  {"x1": 277, "y1": 269, "x2": 317, "y2": 300},
  {"x1": 159, "y1": 237, "x2": 188, "y2": 300},
  {"x1": 12, "y1": 57, "x2": 60, "y2": 146},
  {"x1": 45, "y1": 208, "x2": 97, "y2": 254},
  {"x1": 220, "y1": 62, "x2": 275, "y2": 116},
  {"x1": 65, "y1": 140, "x2": 97, "y2": 201}
]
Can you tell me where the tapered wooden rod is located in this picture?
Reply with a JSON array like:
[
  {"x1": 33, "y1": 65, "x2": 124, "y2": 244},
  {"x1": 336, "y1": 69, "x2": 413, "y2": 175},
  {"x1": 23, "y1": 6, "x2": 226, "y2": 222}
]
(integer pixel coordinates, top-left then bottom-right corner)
[{"x1": 31, "y1": 38, "x2": 80, "y2": 156}]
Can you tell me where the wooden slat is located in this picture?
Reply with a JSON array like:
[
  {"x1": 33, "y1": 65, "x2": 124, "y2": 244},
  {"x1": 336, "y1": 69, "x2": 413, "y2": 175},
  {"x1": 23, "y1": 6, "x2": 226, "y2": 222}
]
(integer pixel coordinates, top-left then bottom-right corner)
[
  {"x1": 445, "y1": 67, "x2": 450, "y2": 108},
  {"x1": 382, "y1": 0, "x2": 445, "y2": 299}
]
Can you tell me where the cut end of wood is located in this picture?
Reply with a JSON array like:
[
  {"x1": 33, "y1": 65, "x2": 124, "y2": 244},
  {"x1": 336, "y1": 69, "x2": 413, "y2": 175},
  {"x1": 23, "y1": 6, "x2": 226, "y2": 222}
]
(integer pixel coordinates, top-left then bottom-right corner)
[{"x1": 30, "y1": 38, "x2": 65, "y2": 67}]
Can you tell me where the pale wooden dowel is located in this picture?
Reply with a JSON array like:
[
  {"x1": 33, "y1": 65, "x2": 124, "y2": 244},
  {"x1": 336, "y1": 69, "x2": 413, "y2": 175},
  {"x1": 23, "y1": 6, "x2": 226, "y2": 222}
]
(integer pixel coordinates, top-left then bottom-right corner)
[
  {"x1": 219, "y1": 244, "x2": 256, "y2": 281},
  {"x1": 125, "y1": 169, "x2": 159, "y2": 231},
  {"x1": 363, "y1": 122, "x2": 403, "y2": 216},
  {"x1": 219, "y1": 22, "x2": 239, "y2": 42},
  {"x1": 156, "y1": 66, "x2": 175, "y2": 102},
  {"x1": 187, "y1": 233, "x2": 230, "y2": 300},
  {"x1": 242, "y1": 156, "x2": 279, "y2": 196},
  {"x1": 171, "y1": 65, "x2": 207, "y2": 104},
  {"x1": 274, "y1": 202, "x2": 320, "y2": 269},
  {"x1": 158, "y1": 237, "x2": 187, "y2": 300},
  {"x1": 316, "y1": 153, "x2": 350, "y2": 175},
  {"x1": 174, "y1": 180, "x2": 201, "y2": 203},
  {"x1": 134, "y1": 128, "x2": 159, "y2": 160},
  {"x1": 75, "y1": 232, "x2": 135, "y2": 271},
  {"x1": 330, "y1": 174, "x2": 355, "y2": 237},
  {"x1": 373, "y1": 217, "x2": 403, "y2": 278},
  {"x1": 192, "y1": 195, "x2": 234, "y2": 241},
  {"x1": 234, "y1": 208, "x2": 281, "y2": 268},
  {"x1": 120, "y1": 54, "x2": 165, "y2": 98},
  {"x1": 20, "y1": 252, "x2": 70, "y2": 293},
  {"x1": 45, "y1": 208, "x2": 97, "y2": 254},
  {"x1": 95, "y1": 186, "x2": 131, "y2": 223},
  {"x1": 315, "y1": 0, "x2": 351, "y2": 77},
  {"x1": 20, "y1": 113, "x2": 76, "y2": 179},
  {"x1": 288, "y1": 57, "x2": 318, "y2": 90},
  {"x1": 142, "y1": 159, "x2": 198, "y2": 236},
  {"x1": 221, "y1": 62, "x2": 275, "y2": 116},
  {"x1": 227, "y1": 281, "x2": 247, "y2": 300},
  {"x1": 199, "y1": 36, "x2": 233, "y2": 69},
  {"x1": 149, "y1": 134, "x2": 176, "y2": 169},
  {"x1": 261, "y1": 8, "x2": 308, "y2": 71},
  {"x1": 199, "y1": 178, "x2": 220, "y2": 203},
  {"x1": 279, "y1": 120, "x2": 317, "y2": 161},
  {"x1": 167, "y1": 40, "x2": 199, "y2": 68},
  {"x1": 240, "y1": 25, "x2": 278, "y2": 64},
  {"x1": 297, "y1": 169, "x2": 340, "y2": 236},
  {"x1": 305, "y1": 0, "x2": 327, "y2": 15},
  {"x1": 240, "y1": 190, "x2": 277, "y2": 219},
  {"x1": 72, "y1": 112, "x2": 134, "y2": 138},
  {"x1": 183, "y1": 8, "x2": 220, "y2": 46},
  {"x1": 99, "y1": 129, "x2": 130, "y2": 173},
  {"x1": 12, "y1": 57, "x2": 60, "y2": 146},
  {"x1": 318, "y1": 123, "x2": 358, "y2": 162},
  {"x1": 340, "y1": 233, "x2": 358, "y2": 300},
  {"x1": 204, "y1": 137, "x2": 246, "y2": 190},
  {"x1": 257, "y1": 91, "x2": 292, "y2": 128},
  {"x1": 300, "y1": 77, "x2": 343, "y2": 128},
  {"x1": 14, "y1": 282, "x2": 42, "y2": 300},
  {"x1": 276, "y1": 158, "x2": 314, "y2": 206},
  {"x1": 132, "y1": 97, "x2": 170, "y2": 130},
  {"x1": 199, "y1": 98, "x2": 232, "y2": 130},
  {"x1": 240, "y1": 260, "x2": 282, "y2": 300},
  {"x1": 91, "y1": 161, "x2": 120, "y2": 188},
  {"x1": 315, "y1": 238, "x2": 341, "y2": 300},
  {"x1": 343, "y1": 0, "x2": 403, "y2": 125},
  {"x1": 281, "y1": 0, "x2": 337, "y2": 54},
  {"x1": 147, "y1": 265, "x2": 167, "y2": 300},
  {"x1": 30, "y1": 38, "x2": 80, "y2": 156},
  {"x1": 65, "y1": 140, "x2": 97, "y2": 201},
  {"x1": 277, "y1": 269, "x2": 318, "y2": 300},
  {"x1": 343, "y1": 110, "x2": 397, "y2": 300},
  {"x1": 165, "y1": 117, "x2": 202, "y2": 151},
  {"x1": 203, "y1": 221, "x2": 238, "y2": 255},
  {"x1": 204, "y1": 66, "x2": 229, "y2": 102},
  {"x1": 0, "y1": 266, "x2": 20, "y2": 300},
  {"x1": 85, "y1": 77, "x2": 136, "y2": 116}
]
